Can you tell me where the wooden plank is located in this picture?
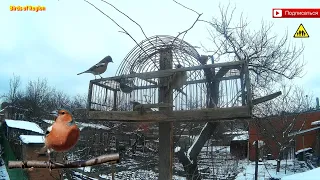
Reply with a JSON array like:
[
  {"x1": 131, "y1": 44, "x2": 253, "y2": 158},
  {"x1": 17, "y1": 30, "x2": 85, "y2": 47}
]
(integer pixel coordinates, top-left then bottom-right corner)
[
  {"x1": 87, "y1": 82, "x2": 93, "y2": 110},
  {"x1": 92, "y1": 82, "x2": 117, "y2": 91},
  {"x1": 137, "y1": 77, "x2": 158, "y2": 85},
  {"x1": 133, "y1": 103, "x2": 174, "y2": 110},
  {"x1": 252, "y1": 91, "x2": 282, "y2": 105},
  {"x1": 95, "y1": 75, "x2": 240, "y2": 92},
  {"x1": 91, "y1": 61, "x2": 244, "y2": 83},
  {"x1": 88, "y1": 106, "x2": 251, "y2": 122},
  {"x1": 132, "y1": 75, "x2": 240, "y2": 90}
]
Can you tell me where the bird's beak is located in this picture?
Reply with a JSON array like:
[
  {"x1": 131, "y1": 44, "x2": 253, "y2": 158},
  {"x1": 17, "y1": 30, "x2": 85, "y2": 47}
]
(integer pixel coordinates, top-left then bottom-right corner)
[{"x1": 50, "y1": 110, "x2": 58, "y2": 117}]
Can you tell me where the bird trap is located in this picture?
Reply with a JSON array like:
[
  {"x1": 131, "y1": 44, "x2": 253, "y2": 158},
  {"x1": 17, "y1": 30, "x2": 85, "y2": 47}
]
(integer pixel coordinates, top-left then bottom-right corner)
[{"x1": 86, "y1": 35, "x2": 254, "y2": 122}]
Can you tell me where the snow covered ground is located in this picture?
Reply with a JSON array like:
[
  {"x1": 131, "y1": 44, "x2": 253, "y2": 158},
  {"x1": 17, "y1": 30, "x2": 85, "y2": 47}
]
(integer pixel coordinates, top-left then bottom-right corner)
[
  {"x1": 71, "y1": 145, "x2": 246, "y2": 179},
  {"x1": 0, "y1": 159, "x2": 10, "y2": 180},
  {"x1": 282, "y1": 167, "x2": 320, "y2": 180},
  {"x1": 235, "y1": 159, "x2": 309, "y2": 180}
]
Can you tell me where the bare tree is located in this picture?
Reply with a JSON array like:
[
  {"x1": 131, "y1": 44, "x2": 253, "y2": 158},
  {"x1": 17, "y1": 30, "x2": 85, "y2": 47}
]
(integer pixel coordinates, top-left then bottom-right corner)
[
  {"x1": 0, "y1": 74, "x2": 22, "y2": 105},
  {"x1": 174, "y1": 4, "x2": 305, "y2": 179},
  {"x1": 253, "y1": 83, "x2": 313, "y2": 172}
]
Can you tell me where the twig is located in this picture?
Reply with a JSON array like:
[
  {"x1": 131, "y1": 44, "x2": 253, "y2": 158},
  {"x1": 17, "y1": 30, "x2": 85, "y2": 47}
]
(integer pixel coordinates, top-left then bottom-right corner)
[
  {"x1": 171, "y1": 0, "x2": 203, "y2": 45},
  {"x1": 84, "y1": 0, "x2": 159, "y2": 69},
  {"x1": 100, "y1": 0, "x2": 155, "y2": 47},
  {"x1": 8, "y1": 153, "x2": 119, "y2": 169}
]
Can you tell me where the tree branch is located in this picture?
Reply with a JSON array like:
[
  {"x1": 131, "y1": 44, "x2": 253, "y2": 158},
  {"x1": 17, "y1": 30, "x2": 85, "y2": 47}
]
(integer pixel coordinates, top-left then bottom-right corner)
[
  {"x1": 83, "y1": 0, "x2": 159, "y2": 69},
  {"x1": 8, "y1": 153, "x2": 119, "y2": 169},
  {"x1": 171, "y1": 0, "x2": 203, "y2": 45}
]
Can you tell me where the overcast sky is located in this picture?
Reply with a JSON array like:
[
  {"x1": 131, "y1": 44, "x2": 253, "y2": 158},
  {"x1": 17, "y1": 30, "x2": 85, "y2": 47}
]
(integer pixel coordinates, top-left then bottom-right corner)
[{"x1": 0, "y1": 0, "x2": 319, "y2": 104}]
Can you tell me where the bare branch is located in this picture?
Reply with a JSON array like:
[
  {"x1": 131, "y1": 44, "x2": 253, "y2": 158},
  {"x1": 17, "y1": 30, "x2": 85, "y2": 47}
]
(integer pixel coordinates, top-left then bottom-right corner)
[
  {"x1": 100, "y1": 0, "x2": 155, "y2": 48},
  {"x1": 83, "y1": 0, "x2": 159, "y2": 69},
  {"x1": 171, "y1": 0, "x2": 203, "y2": 45},
  {"x1": 8, "y1": 153, "x2": 119, "y2": 169}
]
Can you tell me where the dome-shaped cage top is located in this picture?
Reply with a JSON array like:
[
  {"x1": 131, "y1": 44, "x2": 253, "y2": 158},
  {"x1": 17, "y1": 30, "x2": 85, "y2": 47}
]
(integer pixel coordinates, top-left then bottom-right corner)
[
  {"x1": 89, "y1": 35, "x2": 245, "y2": 113},
  {"x1": 115, "y1": 35, "x2": 202, "y2": 76}
]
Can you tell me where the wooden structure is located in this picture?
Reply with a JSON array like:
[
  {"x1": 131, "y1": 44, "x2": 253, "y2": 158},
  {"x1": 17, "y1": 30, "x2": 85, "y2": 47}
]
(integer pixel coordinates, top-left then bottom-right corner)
[{"x1": 85, "y1": 35, "x2": 254, "y2": 179}]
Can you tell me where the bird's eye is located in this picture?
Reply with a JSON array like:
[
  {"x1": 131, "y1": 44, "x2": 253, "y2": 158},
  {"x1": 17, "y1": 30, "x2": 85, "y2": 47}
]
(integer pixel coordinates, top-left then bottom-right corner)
[{"x1": 61, "y1": 112, "x2": 65, "y2": 115}]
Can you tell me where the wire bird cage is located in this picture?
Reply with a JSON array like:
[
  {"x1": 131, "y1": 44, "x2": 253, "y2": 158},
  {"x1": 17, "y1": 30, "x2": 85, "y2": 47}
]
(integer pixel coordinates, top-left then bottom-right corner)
[
  {"x1": 80, "y1": 35, "x2": 252, "y2": 179},
  {"x1": 87, "y1": 35, "x2": 251, "y2": 113}
]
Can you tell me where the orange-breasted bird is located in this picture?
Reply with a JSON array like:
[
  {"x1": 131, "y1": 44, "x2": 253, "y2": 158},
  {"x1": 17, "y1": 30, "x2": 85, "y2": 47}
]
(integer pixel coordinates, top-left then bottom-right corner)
[{"x1": 39, "y1": 109, "x2": 80, "y2": 165}]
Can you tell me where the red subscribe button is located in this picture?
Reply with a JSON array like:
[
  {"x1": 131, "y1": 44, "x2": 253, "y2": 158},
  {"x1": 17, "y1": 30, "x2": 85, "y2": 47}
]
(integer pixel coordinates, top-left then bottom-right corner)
[{"x1": 273, "y1": 8, "x2": 320, "y2": 18}]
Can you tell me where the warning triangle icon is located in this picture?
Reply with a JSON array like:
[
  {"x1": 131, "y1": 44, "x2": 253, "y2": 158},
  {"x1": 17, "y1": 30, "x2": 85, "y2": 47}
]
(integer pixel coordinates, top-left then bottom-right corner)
[{"x1": 293, "y1": 24, "x2": 309, "y2": 38}]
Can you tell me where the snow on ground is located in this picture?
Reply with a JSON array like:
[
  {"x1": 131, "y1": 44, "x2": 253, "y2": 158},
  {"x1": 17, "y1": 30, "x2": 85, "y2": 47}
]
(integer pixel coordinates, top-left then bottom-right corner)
[
  {"x1": 282, "y1": 167, "x2": 320, "y2": 180},
  {"x1": 235, "y1": 159, "x2": 309, "y2": 180},
  {"x1": 0, "y1": 159, "x2": 10, "y2": 180},
  {"x1": 100, "y1": 170, "x2": 186, "y2": 180},
  {"x1": 19, "y1": 135, "x2": 44, "y2": 144},
  {"x1": 5, "y1": 119, "x2": 44, "y2": 134}
]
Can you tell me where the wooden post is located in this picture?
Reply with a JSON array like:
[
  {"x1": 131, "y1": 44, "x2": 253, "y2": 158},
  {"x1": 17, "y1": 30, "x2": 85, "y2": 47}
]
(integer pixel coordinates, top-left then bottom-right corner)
[
  {"x1": 254, "y1": 140, "x2": 259, "y2": 180},
  {"x1": 158, "y1": 48, "x2": 173, "y2": 180},
  {"x1": 113, "y1": 90, "x2": 117, "y2": 111},
  {"x1": 244, "y1": 60, "x2": 252, "y2": 114},
  {"x1": 87, "y1": 82, "x2": 93, "y2": 110},
  {"x1": 240, "y1": 65, "x2": 246, "y2": 106}
]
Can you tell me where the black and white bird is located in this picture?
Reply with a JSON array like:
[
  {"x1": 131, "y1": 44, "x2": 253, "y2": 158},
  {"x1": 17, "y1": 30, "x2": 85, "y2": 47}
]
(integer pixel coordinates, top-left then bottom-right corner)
[
  {"x1": 77, "y1": 55, "x2": 113, "y2": 79},
  {"x1": 169, "y1": 63, "x2": 187, "y2": 96}
]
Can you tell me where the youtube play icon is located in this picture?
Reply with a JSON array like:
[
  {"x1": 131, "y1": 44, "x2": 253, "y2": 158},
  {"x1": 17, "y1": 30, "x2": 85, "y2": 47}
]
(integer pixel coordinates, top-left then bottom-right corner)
[{"x1": 273, "y1": 9, "x2": 282, "y2": 18}]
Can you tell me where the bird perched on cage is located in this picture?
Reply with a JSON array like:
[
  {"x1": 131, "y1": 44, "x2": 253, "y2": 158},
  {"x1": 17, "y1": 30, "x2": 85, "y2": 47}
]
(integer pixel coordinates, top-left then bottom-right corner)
[
  {"x1": 167, "y1": 63, "x2": 187, "y2": 96},
  {"x1": 199, "y1": 55, "x2": 209, "y2": 65},
  {"x1": 77, "y1": 55, "x2": 113, "y2": 79},
  {"x1": 119, "y1": 77, "x2": 134, "y2": 94},
  {"x1": 38, "y1": 109, "x2": 80, "y2": 168}
]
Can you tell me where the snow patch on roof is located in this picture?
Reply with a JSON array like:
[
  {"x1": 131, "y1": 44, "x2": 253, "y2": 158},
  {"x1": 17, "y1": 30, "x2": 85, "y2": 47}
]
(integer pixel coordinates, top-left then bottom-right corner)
[
  {"x1": 19, "y1": 135, "x2": 44, "y2": 144},
  {"x1": 311, "y1": 120, "x2": 320, "y2": 126},
  {"x1": 5, "y1": 119, "x2": 44, "y2": 134},
  {"x1": 232, "y1": 134, "x2": 249, "y2": 141},
  {"x1": 223, "y1": 130, "x2": 248, "y2": 135},
  {"x1": 295, "y1": 147, "x2": 312, "y2": 155},
  {"x1": 42, "y1": 119, "x2": 110, "y2": 130}
]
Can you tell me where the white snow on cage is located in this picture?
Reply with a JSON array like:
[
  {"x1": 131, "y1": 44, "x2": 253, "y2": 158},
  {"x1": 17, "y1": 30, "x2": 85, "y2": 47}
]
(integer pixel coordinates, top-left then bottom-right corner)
[
  {"x1": 5, "y1": 119, "x2": 44, "y2": 134},
  {"x1": 295, "y1": 147, "x2": 312, "y2": 155},
  {"x1": 232, "y1": 134, "x2": 249, "y2": 141},
  {"x1": 282, "y1": 167, "x2": 320, "y2": 180},
  {"x1": 42, "y1": 119, "x2": 110, "y2": 130},
  {"x1": 311, "y1": 120, "x2": 320, "y2": 126},
  {"x1": 19, "y1": 135, "x2": 44, "y2": 144}
]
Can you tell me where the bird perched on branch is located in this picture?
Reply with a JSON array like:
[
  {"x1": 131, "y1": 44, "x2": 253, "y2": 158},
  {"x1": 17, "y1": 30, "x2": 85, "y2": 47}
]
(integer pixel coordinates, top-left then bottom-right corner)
[
  {"x1": 167, "y1": 63, "x2": 187, "y2": 96},
  {"x1": 77, "y1": 55, "x2": 113, "y2": 79},
  {"x1": 38, "y1": 109, "x2": 80, "y2": 168}
]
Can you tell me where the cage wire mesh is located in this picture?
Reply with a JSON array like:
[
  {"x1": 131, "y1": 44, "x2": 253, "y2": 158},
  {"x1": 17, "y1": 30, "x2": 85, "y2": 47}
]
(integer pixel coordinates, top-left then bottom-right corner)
[{"x1": 83, "y1": 35, "x2": 248, "y2": 179}]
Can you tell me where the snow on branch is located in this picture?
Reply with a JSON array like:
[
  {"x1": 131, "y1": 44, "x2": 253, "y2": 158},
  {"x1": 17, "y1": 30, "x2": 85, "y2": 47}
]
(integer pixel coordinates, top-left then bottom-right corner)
[{"x1": 8, "y1": 153, "x2": 119, "y2": 169}]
